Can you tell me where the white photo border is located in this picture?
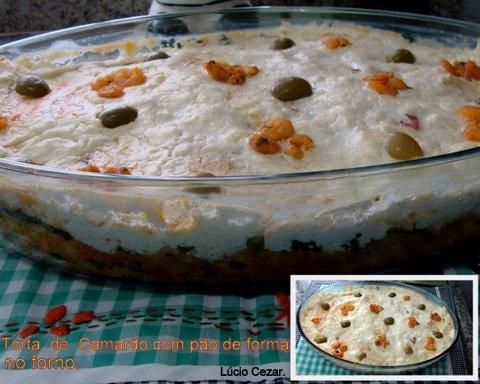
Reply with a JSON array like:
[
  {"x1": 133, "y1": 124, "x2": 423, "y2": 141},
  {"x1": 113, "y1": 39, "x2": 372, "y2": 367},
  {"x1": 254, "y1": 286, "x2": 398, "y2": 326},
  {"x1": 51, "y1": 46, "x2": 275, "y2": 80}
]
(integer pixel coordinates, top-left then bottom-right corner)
[{"x1": 290, "y1": 274, "x2": 478, "y2": 381}]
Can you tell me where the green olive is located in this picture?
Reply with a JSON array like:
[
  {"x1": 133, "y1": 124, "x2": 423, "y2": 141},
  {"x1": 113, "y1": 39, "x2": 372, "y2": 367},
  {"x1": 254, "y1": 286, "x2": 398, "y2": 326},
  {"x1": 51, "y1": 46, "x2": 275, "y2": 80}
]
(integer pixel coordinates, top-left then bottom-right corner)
[
  {"x1": 15, "y1": 75, "x2": 50, "y2": 98},
  {"x1": 271, "y1": 38, "x2": 295, "y2": 50},
  {"x1": 404, "y1": 345, "x2": 413, "y2": 355},
  {"x1": 185, "y1": 172, "x2": 221, "y2": 194},
  {"x1": 314, "y1": 335, "x2": 327, "y2": 344},
  {"x1": 271, "y1": 77, "x2": 312, "y2": 101},
  {"x1": 385, "y1": 132, "x2": 424, "y2": 160},
  {"x1": 433, "y1": 331, "x2": 443, "y2": 338},
  {"x1": 320, "y1": 303, "x2": 330, "y2": 310},
  {"x1": 388, "y1": 49, "x2": 416, "y2": 64},
  {"x1": 99, "y1": 106, "x2": 138, "y2": 128},
  {"x1": 354, "y1": 292, "x2": 362, "y2": 297},
  {"x1": 341, "y1": 320, "x2": 351, "y2": 328},
  {"x1": 384, "y1": 317, "x2": 395, "y2": 325},
  {"x1": 388, "y1": 292, "x2": 396, "y2": 298},
  {"x1": 146, "y1": 51, "x2": 170, "y2": 61},
  {"x1": 357, "y1": 352, "x2": 366, "y2": 361},
  {"x1": 417, "y1": 304, "x2": 426, "y2": 310}
]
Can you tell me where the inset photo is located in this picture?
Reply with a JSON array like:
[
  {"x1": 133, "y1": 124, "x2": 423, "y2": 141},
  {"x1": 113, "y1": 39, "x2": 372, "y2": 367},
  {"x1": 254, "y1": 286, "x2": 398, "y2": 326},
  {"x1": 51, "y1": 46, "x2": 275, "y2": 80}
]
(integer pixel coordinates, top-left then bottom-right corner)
[{"x1": 290, "y1": 275, "x2": 478, "y2": 381}]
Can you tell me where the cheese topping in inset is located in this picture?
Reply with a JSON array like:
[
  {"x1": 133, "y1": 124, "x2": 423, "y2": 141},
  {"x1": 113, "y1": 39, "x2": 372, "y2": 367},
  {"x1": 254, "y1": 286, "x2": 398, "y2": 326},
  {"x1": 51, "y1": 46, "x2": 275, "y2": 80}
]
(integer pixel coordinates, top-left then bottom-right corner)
[{"x1": 300, "y1": 284, "x2": 456, "y2": 366}]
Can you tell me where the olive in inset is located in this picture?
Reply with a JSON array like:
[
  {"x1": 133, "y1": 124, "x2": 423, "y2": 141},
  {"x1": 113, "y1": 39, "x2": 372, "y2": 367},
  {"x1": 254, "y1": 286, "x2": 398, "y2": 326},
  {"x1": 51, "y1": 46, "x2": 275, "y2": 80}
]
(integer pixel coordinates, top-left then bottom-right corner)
[
  {"x1": 385, "y1": 132, "x2": 423, "y2": 160},
  {"x1": 417, "y1": 304, "x2": 426, "y2": 310},
  {"x1": 99, "y1": 106, "x2": 138, "y2": 128},
  {"x1": 314, "y1": 335, "x2": 327, "y2": 344},
  {"x1": 341, "y1": 320, "x2": 351, "y2": 328},
  {"x1": 357, "y1": 352, "x2": 366, "y2": 361},
  {"x1": 404, "y1": 345, "x2": 413, "y2": 355},
  {"x1": 320, "y1": 303, "x2": 330, "y2": 310},
  {"x1": 271, "y1": 77, "x2": 312, "y2": 101},
  {"x1": 15, "y1": 75, "x2": 50, "y2": 98},
  {"x1": 384, "y1": 317, "x2": 395, "y2": 325},
  {"x1": 388, "y1": 49, "x2": 416, "y2": 64},
  {"x1": 271, "y1": 38, "x2": 295, "y2": 50},
  {"x1": 433, "y1": 331, "x2": 443, "y2": 339},
  {"x1": 147, "y1": 51, "x2": 170, "y2": 61}
]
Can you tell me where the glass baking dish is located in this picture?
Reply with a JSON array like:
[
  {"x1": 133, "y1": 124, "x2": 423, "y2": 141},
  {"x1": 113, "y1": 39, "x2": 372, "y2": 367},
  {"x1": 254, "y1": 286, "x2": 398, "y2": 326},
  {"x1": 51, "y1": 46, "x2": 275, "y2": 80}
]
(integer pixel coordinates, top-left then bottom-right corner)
[
  {"x1": 296, "y1": 281, "x2": 460, "y2": 374},
  {"x1": 1, "y1": 7, "x2": 480, "y2": 286}
]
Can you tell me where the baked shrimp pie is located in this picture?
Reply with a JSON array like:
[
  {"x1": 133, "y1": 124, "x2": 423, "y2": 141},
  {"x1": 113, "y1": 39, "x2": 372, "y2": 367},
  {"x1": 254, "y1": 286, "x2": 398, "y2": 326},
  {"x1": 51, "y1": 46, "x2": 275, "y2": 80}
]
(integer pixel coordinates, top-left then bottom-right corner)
[
  {"x1": 299, "y1": 283, "x2": 456, "y2": 367},
  {"x1": 0, "y1": 9, "x2": 480, "y2": 284}
]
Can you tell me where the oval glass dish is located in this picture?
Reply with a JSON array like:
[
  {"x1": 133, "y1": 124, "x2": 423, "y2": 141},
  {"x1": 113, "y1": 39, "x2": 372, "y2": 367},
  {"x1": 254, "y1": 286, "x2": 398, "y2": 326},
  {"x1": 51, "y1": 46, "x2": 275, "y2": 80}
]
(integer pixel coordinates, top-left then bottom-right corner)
[
  {"x1": 297, "y1": 281, "x2": 459, "y2": 374},
  {"x1": 1, "y1": 8, "x2": 480, "y2": 286}
]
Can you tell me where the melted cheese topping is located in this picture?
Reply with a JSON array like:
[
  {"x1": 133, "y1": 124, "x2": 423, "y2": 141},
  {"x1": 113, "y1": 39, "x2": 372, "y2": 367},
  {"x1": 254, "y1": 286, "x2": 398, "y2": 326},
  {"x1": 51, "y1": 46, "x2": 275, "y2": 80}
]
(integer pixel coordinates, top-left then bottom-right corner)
[
  {"x1": 300, "y1": 284, "x2": 455, "y2": 366},
  {"x1": 1, "y1": 22, "x2": 480, "y2": 175},
  {"x1": 1, "y1": 23, "x2": 480, "y2": 261}
]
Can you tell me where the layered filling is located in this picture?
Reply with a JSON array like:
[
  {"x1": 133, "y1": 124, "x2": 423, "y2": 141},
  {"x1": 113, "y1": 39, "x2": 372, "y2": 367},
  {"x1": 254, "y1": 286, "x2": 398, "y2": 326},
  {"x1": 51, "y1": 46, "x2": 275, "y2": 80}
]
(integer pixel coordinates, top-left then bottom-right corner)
[
  {"x1": 2, "y1": 206, "x2": 480, "y2": 282},
  {"x1": 0, "y1": 22, "x2": 480, "y2": 260}
]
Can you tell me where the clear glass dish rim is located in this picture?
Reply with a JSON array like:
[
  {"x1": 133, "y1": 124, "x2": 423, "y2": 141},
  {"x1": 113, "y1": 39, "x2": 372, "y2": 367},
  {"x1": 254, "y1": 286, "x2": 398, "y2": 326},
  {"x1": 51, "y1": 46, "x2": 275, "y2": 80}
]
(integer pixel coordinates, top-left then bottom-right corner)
[
  {"x1": 296, "y1": 280, "x2": 460, "y2": 373},
  {"x1": 1, "y1": 6, "x2": 480, "y2": 185}
]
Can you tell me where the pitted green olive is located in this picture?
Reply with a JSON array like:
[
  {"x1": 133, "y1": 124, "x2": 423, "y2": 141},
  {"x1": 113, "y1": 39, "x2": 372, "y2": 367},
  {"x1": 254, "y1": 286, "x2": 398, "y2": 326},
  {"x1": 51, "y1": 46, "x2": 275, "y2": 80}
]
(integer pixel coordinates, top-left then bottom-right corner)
[
  {"x1": 433, "y1": 331, "x2": 443, "y2": 338},
  {"x1": 354, "y1": 292, "x2": 362, "y2": 297},
  {"x1": 385, "y1": 132, "x2": 424, "y2": 160},
  {"x1": 99, "y1": 106, "x2": 138, "y2": 128},
  {"x1": 271, "y1": 38, "x2": 295, "y2": 50},
  {"x1": 357, "y1": 352, "x2": 366, "y2": 361},
  {"x1": 320, "y1": 303, "x2": 330, "y2": 310},
  {"x1": 404, "y1": 345, "x2": 413, "y2": 355},
  {"x1": 388, "y1": 49, "x2": 416, "y2": 64},
  {"x1": 185, "y1": 172, "x2": 221, "y2": 194},
  {"x1": 384, "y1": 317, "x2": 395, "y2": 325},
  {"x1": 15, "y1": 75, "x2": 50, "y2": 98},
  {"x1": 341, "y1": 320, "x2": 351, "y2": 328},
  {"x1": 388, "y1": 292, "x2": 396, "y2": 298},
  {"x1": 417, "y1": 304, "x2": 426, "y2": 310},
  {"x1": 314, "y1": 335, "x2": 327, "y2": 344},
  {"x1": 271, "y1": 77, "x2": 312, "y2": 101}
]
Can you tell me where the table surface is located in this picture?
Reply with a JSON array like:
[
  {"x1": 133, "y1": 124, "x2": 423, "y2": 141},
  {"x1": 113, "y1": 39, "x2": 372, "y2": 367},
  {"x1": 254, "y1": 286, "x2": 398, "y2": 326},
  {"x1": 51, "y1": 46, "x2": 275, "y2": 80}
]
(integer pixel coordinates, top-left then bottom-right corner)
[{"x1": 0, "y1": 241, "x2": 291, "y2": 384}]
